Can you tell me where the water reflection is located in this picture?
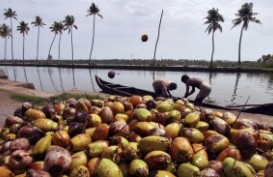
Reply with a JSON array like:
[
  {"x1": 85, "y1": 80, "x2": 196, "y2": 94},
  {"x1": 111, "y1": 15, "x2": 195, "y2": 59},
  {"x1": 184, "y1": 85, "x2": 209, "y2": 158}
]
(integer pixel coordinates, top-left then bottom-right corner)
[
  {"x1": 72, "y1": 68, "x2": 76, "y2": 90},
  {"x1": 58, "y1": 67, "x2": 64, "y2": 91},
  {"x1": 4, "y1": 66, "x2": 8, "y2": 77},
  {"x1": 88, "y1": 68, "x2": 96, "y2": 92},
  {"x1": 23, "y1": 67, "x2": 28, "y2": 83},
  {"x1": 47, "y1": 67, "x2": 58, "y2": 92},
  {"x1": 1, "y1": 66, "x2": 273, "y2": 106},
  {"x1": 37, "y1": 67, "x2": 44, "y2": 91},
  {"x1": 13, "y1": 66, "x2": 17, "y2": 81},
  {"x1": 231, "y1": 72, "x2": 241, "y2": 104},
  {"x1": 268, "y1": 73, "x2": 273, "y2": 85}
]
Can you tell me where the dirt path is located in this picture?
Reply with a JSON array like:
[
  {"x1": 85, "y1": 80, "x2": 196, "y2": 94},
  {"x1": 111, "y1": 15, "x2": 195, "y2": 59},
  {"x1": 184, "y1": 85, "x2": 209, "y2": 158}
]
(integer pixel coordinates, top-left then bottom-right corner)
[
  {"x1": 0, "y1": 78, "x2": 272, "y2": 128},
  {"x1": 0, "y1": 90, "x2": 22, "y2": 126}
]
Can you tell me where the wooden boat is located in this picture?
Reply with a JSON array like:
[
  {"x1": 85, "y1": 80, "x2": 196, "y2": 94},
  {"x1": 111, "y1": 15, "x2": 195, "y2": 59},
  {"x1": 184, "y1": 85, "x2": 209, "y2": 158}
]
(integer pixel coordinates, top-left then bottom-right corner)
[
  {"x1": 95, "y1": 75, "x2": 273, "y2": 116},
  {"x1": 95, "y1": 75, "x2": 157, "y2": 97}
]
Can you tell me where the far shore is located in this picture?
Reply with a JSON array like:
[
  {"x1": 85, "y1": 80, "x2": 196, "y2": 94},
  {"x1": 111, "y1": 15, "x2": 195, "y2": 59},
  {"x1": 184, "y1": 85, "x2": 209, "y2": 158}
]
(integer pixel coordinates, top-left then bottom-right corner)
[{"x1": 1, "y1": 63, "x2": 273, "y2": 73}]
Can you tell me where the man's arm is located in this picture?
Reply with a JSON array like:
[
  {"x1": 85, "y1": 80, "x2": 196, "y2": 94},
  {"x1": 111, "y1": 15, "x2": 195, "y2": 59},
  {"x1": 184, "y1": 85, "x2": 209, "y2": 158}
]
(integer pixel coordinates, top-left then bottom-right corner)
[
  {"x1": 185, "y1": 86, "x2": 195, "y2": 98},
  {"x1": 166, "y1": 89, "x2": 172, "y2": 97},
  {"x1": 188, "y1": 86, "x2": 195, "y2": 96},
  {"x1": 184, "y1": 84, "x2": 189, "y2": 98}
]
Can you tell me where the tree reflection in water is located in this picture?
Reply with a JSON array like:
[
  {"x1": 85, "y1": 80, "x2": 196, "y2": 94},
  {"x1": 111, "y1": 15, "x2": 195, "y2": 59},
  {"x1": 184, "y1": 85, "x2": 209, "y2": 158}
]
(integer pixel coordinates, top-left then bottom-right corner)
[
  {"x1": 89, "y1": 68, "x2": 96, "y2": 92},
  {"x1": 47, "y1": 67, "x2": 58, "y2": 92},
  {"x1": 23, "y1": 66, "x2": 28, "y2": 83},
  {"x1": 58, "y1": 67, "x2": 64, "y2": 91},
  {"x1": 231, "y1": 72, "x2": 241, "y2": 104},
  {"x1": 72, "y1": 67, "x2": 76, "y2": 90},
  {"x1": 1, "y1": 66, "x2": 273, "y2": 106},
  {"x1": 37, "y1": 67, "x2": 44, "y2": 91},
  {"x1": 12, "y1": 66, "x2": 17, "y2": 81}
]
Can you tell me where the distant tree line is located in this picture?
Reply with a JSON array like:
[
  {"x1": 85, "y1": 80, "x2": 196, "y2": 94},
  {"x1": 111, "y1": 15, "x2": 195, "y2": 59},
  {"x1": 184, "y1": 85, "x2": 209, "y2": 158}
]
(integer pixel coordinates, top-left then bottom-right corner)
[
  {"x1": 0, "y1": 2, "x2": 271, "y2": 68},
  {"x1": 1, "y1": 58, "x2": 272, "y2": 69}
]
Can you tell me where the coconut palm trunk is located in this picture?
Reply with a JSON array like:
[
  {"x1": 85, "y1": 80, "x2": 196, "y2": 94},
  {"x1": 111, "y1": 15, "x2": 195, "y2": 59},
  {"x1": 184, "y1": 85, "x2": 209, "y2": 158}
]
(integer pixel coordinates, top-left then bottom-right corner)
[
  {"x1": 153, "y1": 9, "x2": 164, "y2": 65},
  {"x1": 22, "y1": 33, "x2": 25, "y2": 64},
  {"x1": 48, "y1": 34, "x2": 57, "y2": 60},
  {"x1": 58, "y1": 33, "x2": 62, "y2": 61},
  {"x1": 4, "y1": 38, "x2": 7, "y2": 60},
  {"x1": 10, "y1": 18, "x2": 14, "y2": 61},
  {"x1": 89, "y1": 15, "x2": 96, "y2": 63},
  {"x1": 238, "y1": 25, "x2": 244, "y2": 67},
  {"x1": 70, "y1": 29, "x2": 74, "y2": 64},
  {"x1": 36, "y1": 26, "x2": 40, "y2": 60},
  {"x1": 210, "y1": 31, "x2": 215, "y2": 68},
  {"x1": 31, "y1": 16, "x2": 46, "y2": 61}
]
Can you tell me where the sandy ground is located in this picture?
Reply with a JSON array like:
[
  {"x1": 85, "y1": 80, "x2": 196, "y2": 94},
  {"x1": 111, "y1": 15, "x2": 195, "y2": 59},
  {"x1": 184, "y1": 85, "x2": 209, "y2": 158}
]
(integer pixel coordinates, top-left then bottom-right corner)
[
  {"x1": 0, "y1": 78, "x2": 272, "y2": 128},
  {"x1": 0, "y1": 90, "x2": 22, "y2": 126}
]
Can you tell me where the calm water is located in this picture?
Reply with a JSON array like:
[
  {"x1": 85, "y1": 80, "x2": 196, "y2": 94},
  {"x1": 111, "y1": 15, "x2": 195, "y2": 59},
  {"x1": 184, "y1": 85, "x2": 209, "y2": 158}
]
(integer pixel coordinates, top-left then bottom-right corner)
[{"x1": 1, "y1": 66, "x2": 273, "y2": 107}]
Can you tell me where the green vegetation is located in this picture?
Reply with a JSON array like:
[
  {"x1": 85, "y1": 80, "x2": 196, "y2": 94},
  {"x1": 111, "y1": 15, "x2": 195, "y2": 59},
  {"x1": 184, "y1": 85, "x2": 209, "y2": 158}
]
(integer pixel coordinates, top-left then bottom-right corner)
[
  {"x1": 11, "y1": 93, "x2": 49, "y2": 106},
  {"x1": 11, "y1": 92, "x2": 103, "y2": 106},
  {"x1": 1, "y1": 58, "x2": 272, "y2": 70}
]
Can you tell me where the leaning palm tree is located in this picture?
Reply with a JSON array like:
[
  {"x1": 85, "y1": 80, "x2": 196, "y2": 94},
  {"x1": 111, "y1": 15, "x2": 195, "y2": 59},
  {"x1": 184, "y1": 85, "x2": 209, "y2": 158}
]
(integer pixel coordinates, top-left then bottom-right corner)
[
  {"x1": 204, "y1": 8, "x2": 224, "y2": 68},
  {"x1": 3, "y1": 8, "x2": 17, "y2": 61},
  {"x1": 31, "y1": 16, "x2": 46, "y2": 61},
  {"x1": 17, "y1": 21, "x2": 30, "y2": 64},
  {"x1": 48, "y1": 21, "x2": 63, "y2": 61},
  {"x1": 86, "y1": 3, "x2": 103, "y2": 64},
  {"x1": 232, "y1": 2, "x2": 261, "y2": 67},
  {"x1": 0, "y1": 23, "x2": 12, "y2": 60},
  {"x1": 63, "y1": 15, "x2": 78, "y2": 64}
]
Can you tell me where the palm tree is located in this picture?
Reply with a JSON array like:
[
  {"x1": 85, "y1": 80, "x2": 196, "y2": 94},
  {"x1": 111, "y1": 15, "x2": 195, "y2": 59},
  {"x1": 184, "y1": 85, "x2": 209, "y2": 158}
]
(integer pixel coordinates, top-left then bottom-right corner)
[
  {"x1": 0, "y1": 23, "x2": 12, "y2": 60},
  {"x1": 3, "y1": 8, "x2": 17, "y2": 61},
  {"x1": 17, "y1": 21, "x2": 30, "y2": 64},
  {"x1": 48, "y1": 21, "x2": 63, "y2": 61},
  {"x1": 86, "y1": 3, "x2": 103, "y2": 64},
  {"x1": 63, "y1": 15, "x2": 78, "y2": 64},
  {"x1": 56, "y1": 22, "x2": 64, "y2": 61},
  {"x1": 232, "y1": 2, "x2": 261, "y2": 67},
  {"x1": 204, "y1": 8, "x2": 224, "y2": 68},
  {"x1": 31, "y1": 16, "x2": 46, "y2": 61}
]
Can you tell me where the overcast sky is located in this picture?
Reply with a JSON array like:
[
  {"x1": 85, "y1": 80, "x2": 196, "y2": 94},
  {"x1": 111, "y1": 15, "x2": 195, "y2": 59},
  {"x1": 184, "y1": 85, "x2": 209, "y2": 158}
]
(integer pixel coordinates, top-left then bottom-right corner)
[{"x1": 0, "y1": 0, "x2": 272, "y2": 61}]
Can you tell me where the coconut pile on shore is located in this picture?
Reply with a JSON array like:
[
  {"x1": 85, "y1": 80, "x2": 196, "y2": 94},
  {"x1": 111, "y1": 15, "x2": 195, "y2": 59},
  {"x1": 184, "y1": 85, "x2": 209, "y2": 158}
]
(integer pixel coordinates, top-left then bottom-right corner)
[{"x1": 0, "y1": 94, "x2": 273, "y2": 177}]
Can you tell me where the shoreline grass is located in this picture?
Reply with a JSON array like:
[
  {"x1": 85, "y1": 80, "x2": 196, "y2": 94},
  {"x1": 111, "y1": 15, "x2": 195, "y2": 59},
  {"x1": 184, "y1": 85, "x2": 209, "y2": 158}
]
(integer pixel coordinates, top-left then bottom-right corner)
[{"x1": 11, "y1": 92, "x2": 104, "y2": 106}]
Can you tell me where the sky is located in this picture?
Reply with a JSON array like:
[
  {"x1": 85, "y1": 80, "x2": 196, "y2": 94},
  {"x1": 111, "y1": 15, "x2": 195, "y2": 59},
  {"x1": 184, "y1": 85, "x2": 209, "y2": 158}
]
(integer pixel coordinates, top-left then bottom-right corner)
[{"x1": 0, "y1": 0, "x2": 272, "y2": 61}]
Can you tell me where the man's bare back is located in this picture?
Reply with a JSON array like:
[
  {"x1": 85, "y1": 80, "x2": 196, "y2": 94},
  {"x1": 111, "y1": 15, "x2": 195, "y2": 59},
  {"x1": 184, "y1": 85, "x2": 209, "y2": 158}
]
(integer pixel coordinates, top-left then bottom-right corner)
[
  {"x1": 186, "y1": 77, "x2": 202, "y2": 89},
  {"x1": 181, "y1": 75, "x2": 211, "y2": 105}
]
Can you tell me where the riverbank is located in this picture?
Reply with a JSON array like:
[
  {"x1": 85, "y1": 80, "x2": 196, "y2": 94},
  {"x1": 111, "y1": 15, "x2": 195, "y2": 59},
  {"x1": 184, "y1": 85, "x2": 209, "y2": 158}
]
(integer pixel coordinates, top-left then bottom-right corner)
[{"x1": 0, "y1": 77, "x2": 272, "y2": 128}]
